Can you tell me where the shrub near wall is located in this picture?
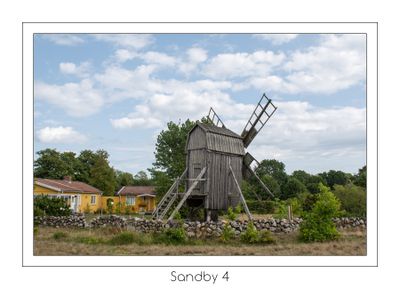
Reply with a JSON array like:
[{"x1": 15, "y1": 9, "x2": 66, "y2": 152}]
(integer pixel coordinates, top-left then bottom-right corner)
[{"x1": 246, "y1": 200, "x2": 275, "y2": 214}]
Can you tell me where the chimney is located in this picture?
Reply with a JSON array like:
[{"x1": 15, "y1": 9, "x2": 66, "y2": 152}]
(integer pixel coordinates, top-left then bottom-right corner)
[{"x1": 63, "y1": 176, "x2": 72, "y2": 183}]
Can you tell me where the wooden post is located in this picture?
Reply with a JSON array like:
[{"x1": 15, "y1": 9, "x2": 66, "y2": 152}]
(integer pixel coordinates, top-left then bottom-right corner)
[{"x1": 229, "y1": 164, "x2": 252, "y2": 221}]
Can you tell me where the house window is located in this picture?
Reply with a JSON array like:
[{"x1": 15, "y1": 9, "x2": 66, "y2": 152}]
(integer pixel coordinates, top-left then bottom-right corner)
[
  {"x1": 90, "y1": 195, "x2": 96, "y2": 205},
  {"x1": 126, "y1": 196, "x2": 136, "y2": 206}
]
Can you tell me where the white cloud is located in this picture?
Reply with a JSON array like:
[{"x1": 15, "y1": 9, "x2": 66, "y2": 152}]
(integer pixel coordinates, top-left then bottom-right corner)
[
  {"x1": 187, "y1": 47, "x2": 208, "y2": 63},
  {"x1": 202, "y1": 50, "x2": 286, "y2": 79},
  {"x1": 242, "y1": 34, "x2": 366, "y2": 94},
  {"x1": 110, "y1": 116, "x2": 162, "y2": 129},
  {"x1": 43, "y1": 34, "x2": 85, "y2": 46},
  {"x1": 35, "y1": 79, "x2": 104, "y2": 117},
  {"x1": 93, "y1": 34, "x2": 153, "y2": 49},
  {"x1": 248, "y1": 101, "x2": 366, "y2": 172},
  {"x1": 255, "y1": 34, "x2": 298, "y2": 45},
  {"x1": 178, "y1": 47, "x2": 208, "y2": 75},
  {"x1": 59, "y1": 61, "x2": 91, "y2": 78},
  {"x1": 37, "y1": 126, "x2": 87, "y2": 143}
]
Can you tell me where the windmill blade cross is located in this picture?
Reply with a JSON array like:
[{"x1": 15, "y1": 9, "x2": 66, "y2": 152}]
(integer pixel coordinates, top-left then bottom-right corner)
[{"x1": 241, "y1": 93, "x2": 277, "y2": 148}]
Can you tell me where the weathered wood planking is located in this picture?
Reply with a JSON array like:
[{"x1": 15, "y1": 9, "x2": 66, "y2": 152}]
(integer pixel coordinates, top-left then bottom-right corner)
[{"x1": 186, "y1": 123, "x2": 245, "y2": 210}]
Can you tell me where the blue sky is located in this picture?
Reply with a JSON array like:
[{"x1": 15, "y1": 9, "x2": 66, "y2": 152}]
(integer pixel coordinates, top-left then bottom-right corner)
[{"x1": 34, "y1": 33, "x2": 366, "y2": 175}]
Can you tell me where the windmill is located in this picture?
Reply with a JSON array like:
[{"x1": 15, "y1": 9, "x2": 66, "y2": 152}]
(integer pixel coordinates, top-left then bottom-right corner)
[{"x1": 153, "y1": 93, "x2": 277, "y2": 221}]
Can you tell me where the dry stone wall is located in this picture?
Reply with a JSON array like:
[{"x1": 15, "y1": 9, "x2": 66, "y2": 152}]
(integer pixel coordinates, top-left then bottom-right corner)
[
  {"x1": 34, "y1": 214, "x2": 86, "y2": 227},
  {"x1": 35, "y1": 214, "x2": 366, "y2": 236}
]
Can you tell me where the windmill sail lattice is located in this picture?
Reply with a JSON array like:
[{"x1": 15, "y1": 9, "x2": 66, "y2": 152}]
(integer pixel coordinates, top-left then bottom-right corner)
[
  {"x1": 207, "y1": 107, "x2": 225, "y2": 128},
  {"x1": 241, "y1": 93, "x2": 277, "y2": 148}
]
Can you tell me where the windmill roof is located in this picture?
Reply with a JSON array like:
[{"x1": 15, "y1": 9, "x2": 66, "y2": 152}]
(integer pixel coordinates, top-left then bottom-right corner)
[{"x1": 196, "y1": 123, "x2": 242, "y2": 139}]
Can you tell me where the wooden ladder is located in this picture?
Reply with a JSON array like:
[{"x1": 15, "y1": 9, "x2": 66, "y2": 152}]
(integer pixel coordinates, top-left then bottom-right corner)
[
  {"x1": 152, "y1": 168, "x2": 187, "y2": 220},
  {"x1": 167, "y1": 167, "x2": 207, "y2": 221}
]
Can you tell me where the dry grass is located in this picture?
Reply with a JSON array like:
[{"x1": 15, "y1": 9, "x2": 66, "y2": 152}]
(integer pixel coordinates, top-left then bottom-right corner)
[{"x1": 33, "y1": 226, "x2": 366, "y2": 256}]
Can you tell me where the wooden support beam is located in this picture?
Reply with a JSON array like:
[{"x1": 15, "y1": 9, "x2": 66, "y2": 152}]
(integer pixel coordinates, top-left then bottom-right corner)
[
  {"x1": 229, "y1": 164, "x2": 252, "y2": 221},
  {"x1": 167, "y1": 167, "x2": 207, "y2": 221},
  {"x1": 245, "y1": 163, "x2": 274, "y2": 198}
]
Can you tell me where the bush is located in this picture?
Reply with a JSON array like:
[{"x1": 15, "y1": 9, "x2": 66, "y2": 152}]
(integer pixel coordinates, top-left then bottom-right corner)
[
  {"x1": 246, "y1": 200, "x2": 275, "y2": 214},
  {"x1": 220, "y1": 224, "x2": 235, "y2": 243},
  {"x1": 226, "y1": 207, "x2": 237, "y2": 221},
  {"x1": 299, "y1": 184, "x2": 341, "y2": 242},
  {"x1": 34, "y1": 195, "x2": 72, "y2": 216},
  {"x1": 333, "y1": 184, "x2": 366, "y2": 217},
  {"x1": 258, "y1": 230, "x2": 276, "y2": 244},
  {"x1": 156, "y1": 227, "x2": 187, "y2": 245},
  {"x1": 124, "y1": 205, "x2": 133, "y2": 215},
  {"x1": 52, "y1": 231, "x2": 68, "y2": 240},
  {"x1": 273, "y1": 198, "x2": 302, "y2": 218},
  {"x1": 240, "y1": 222, "x2": 259, "y2": 244},
  {"x1": 234, "y1": 203, "x2": 242, "y2": 214},
  {"x1": 240, "y1": 222, "x2": 276, "y2": 244}
]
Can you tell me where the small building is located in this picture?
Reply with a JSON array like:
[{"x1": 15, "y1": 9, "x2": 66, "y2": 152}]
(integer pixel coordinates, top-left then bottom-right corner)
[
  {"x1": 34, "y1": 176, "x2": 102, "y2": 213},
  {"x1": 185, "y1": 123, "x2": 245, "y2": 214},
  {"x1": 115, "y1": 186, "x2": 156, "y2": 213}
]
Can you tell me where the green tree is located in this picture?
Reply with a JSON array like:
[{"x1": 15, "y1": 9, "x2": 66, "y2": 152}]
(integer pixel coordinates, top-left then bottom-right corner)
[
  {"x1": 133, "y1": 170, "x2": 152, "y2": 185},
  {"x1": 87, "y1": 151, "x2": 117, "y2": 195},
  {"x1": 152, "y1": 119, "x2": 196, "y2": 178},
  {"x1": 291, "y1": 170, "x2": 311, "y2": 185},
  {"x1": 281, "y1": 177, "x2": 307, "y2": 199},
  {"x1": 319, "y1": 170, "x2": 350, "y2": 189},
  {"x1": 306, "y1": 175, "x2": 327, "y2": 194},
  {"x1": 60, "y1": 151, "x2": 80, "y2": 179},
  {"x1": 76, "y1": 149, "x2": 98, "y2": 183},
  {"x1": 299, "y1": 184, "x2": 341, "y2": 242},
  {"x1": 333, "y1": 184, "x2": 366, "y2": 217},
  {"x1": 115, "y1": 170, "x2": 135, "y2": 188},
  {"x1": 255, "y1": 159, "x2": 288, "y2": 186},
  {"x1": 353, "y1": 165, "x2": 366, "y2": 189},
  {"x1": 34, "y1": 149, "x2": 66, "y2": 179}
]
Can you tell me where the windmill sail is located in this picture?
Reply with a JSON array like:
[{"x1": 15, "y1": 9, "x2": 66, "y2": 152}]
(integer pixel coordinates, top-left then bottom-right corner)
[
  {"x1": 207, "y1": 107, "x2": 225, "y2": 128},
  {"x1": 242, "y1": 152, "x2": 274, "y2": 199},
  {"x1": 241, "y1": 93, "x2": 277, "y2": 148}
]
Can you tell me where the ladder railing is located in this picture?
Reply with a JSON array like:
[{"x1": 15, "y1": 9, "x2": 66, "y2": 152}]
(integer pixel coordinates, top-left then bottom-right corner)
[
  {"x1": 167, "y1": 167, "x2": 207, "y2": 221},
  {"x1": 152, "y1": 168, "x2": 187, "y2": 219}
]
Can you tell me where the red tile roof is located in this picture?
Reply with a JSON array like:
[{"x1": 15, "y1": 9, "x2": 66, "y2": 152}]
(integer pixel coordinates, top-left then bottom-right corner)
[
  {"x1": 116, "y1": 186, "x2": 156, "y2": 196},
  {"x1": 35, "y1": 178, "x2": 102, "y2": 194}
]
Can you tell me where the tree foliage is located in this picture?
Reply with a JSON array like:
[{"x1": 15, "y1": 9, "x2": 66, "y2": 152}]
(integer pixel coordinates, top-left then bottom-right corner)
[
  {"x1": 333, "y1": 184, "x2": 366, "y2": 217},
  {"x1": 280, "y1": 177, "x2": 307, "y2": 199},
  {"x1": 299, "y1": 184, "x2": 341, "y2": 242},
  {"x1": 152, "y1": 119, "x2": 196, "y2": 179},
  {"x1": 35, "y1": 149, "x2": 121, "y2": 195},
  {"x1": 255, "y1": 159, "x2": 288, "y2": 186},
  {"x1": 319, "y1": 170, "x2": 350, "y2": 189},
  {"x1": 353, "y1": 165, "x2": 366, "y2": 189},
  {"x1": 34, "y1": 195, "x2": 72, "y2": 217}
]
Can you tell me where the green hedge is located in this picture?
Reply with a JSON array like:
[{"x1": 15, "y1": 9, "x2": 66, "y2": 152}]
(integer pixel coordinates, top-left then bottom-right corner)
[{"x1": 246, "y1": 200, "x2": 275, "y2": 214}]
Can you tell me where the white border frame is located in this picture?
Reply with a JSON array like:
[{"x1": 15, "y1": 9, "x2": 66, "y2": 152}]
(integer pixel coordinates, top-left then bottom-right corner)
[{"x1": 23, "y1": 22, "x2": 377, "y2": 267}]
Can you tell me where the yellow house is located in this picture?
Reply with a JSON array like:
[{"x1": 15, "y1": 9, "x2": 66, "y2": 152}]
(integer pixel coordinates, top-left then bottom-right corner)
[
  {"x1": 112, "y1": 186, "x2": 156, "y2": 213},
  {"x1": 34, "y1": 177, "x2": 157, "y2": 214},
  {"x1": 34, "y1": 177, "x2": 102, "y2": 213}
]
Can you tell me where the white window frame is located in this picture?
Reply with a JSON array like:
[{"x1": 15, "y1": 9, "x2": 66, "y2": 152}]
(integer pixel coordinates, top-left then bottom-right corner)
[
  {"x1": 126, "y1": 196, "x2": 136, "y2": 206},
  {"x1": 90, "y1": 195, "x2": 96, "y2": 205}
]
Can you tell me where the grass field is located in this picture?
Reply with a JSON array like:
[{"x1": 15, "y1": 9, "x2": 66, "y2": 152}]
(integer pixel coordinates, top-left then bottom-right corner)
[{"x1": 34, "y1": 226, "x2": 366, "y2": 256}]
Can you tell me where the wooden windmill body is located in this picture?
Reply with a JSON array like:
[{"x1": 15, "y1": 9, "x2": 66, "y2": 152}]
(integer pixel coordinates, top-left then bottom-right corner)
[{"x1": 153, "y1": 93, "x2": 277, "y2": 221}]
